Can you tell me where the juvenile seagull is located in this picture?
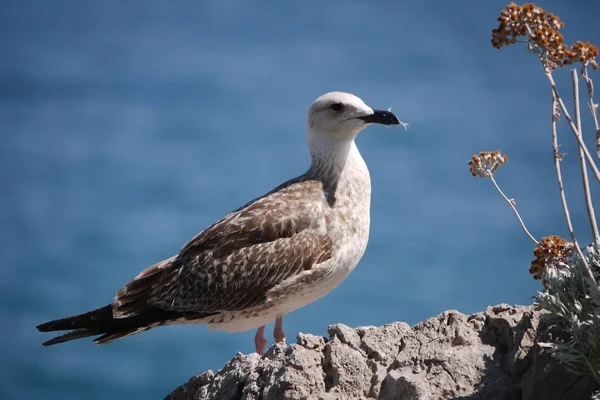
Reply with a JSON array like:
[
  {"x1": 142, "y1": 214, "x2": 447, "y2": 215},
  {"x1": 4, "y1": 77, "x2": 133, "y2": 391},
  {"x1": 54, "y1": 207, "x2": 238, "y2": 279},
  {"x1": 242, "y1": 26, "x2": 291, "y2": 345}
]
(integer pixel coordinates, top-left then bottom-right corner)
[{"x1": 37, "y1": 92, "x2": 401, "y2": 354}]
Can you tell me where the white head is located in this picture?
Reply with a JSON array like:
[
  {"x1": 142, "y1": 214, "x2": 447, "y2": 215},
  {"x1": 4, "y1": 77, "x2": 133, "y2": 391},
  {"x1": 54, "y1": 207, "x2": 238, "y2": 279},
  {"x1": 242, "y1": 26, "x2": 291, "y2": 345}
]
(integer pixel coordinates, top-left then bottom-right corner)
[
  {"x1": 307, "y1": 92, "x2": 399, "y2": 144},
  {"x1": 307, "y1": 92, "x2": 399, "y2": 141}
]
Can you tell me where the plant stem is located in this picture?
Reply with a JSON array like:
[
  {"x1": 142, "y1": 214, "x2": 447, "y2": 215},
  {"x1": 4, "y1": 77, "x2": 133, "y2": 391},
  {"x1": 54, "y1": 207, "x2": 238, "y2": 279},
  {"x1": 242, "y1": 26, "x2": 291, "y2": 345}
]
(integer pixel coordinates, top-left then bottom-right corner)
[
  {"x1": 487, "y1": 172, "x2": 539, "y2": 246},
  {"x1": 551, "y1": 95, "x2": 597, "y2": 284},
  {"x1": 581, "y1": 66, "x2": 600, "y2": 159},
  {"x1": 524, "y1": 24, "x2": 600, "y2": 182},
  {"x1": 571, "y1": 69, "x2": 600, "y2": 246},
  {"x1": 544, "y1": 70, "x2": 600, "y2": 183}
]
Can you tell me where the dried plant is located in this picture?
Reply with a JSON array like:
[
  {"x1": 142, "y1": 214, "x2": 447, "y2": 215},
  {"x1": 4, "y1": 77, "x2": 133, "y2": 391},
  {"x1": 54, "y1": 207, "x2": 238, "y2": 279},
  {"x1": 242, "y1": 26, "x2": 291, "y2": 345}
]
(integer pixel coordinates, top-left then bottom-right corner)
[
  {"x1": 491, "y1": 3, "x2": 598, "y2": 70},
  {"x1": 467, "y1": 149, "x2": 538, "y2": 245},
  {"x1": 470, "y1": 2, "x2": 600, "y2": 388},
  {"x1": 491, "y1": 3, "x2": 600, "y2": 184},
  {"x1": 529, "y1": 235, "x2": 573, "y2": 280},
  {"x1": 468, "y1": 151, "x2": 508, "y2": 177}
]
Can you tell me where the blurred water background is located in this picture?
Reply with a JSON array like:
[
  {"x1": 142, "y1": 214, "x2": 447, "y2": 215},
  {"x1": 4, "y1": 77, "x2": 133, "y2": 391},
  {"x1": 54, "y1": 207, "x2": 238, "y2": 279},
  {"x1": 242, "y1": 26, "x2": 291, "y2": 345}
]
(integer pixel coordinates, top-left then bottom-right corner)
[{"x1": 2, "y1": 1, "x2": 599, "y2": 399}]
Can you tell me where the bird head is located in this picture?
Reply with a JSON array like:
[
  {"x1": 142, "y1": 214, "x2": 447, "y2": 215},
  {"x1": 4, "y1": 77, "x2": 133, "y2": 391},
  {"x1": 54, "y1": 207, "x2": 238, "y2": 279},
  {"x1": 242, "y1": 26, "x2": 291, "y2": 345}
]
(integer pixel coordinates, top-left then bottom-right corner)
[{"x1": 307, "y1": 92, "x2": 400, "y2": 143}]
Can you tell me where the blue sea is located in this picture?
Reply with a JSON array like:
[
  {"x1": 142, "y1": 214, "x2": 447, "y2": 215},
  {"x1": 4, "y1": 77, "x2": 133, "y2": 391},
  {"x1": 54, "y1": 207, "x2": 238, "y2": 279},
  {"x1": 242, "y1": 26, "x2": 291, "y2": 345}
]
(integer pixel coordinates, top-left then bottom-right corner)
[{"x1": 2, "y1": 1, "x2": 599, "y2": 399}]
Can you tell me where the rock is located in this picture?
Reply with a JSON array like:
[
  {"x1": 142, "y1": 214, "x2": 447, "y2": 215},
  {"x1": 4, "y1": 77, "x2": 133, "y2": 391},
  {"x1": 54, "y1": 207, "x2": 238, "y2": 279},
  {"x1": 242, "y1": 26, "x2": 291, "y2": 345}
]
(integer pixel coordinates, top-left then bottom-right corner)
[{"x1": 165, "y1": 305, "x2": 597, "y2": 400}]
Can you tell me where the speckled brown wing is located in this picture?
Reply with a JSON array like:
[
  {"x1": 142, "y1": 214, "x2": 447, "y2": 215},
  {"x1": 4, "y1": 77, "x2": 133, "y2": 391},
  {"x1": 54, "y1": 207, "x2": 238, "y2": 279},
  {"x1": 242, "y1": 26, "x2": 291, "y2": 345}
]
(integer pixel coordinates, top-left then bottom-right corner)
[{"x1": 113, "y1": 179, "x2": 333, "y2": 317}]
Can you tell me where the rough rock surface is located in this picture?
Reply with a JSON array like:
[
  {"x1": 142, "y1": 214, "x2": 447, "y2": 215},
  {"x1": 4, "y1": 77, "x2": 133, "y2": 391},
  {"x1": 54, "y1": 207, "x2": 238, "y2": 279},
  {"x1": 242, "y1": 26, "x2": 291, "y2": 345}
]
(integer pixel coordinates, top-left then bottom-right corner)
[{"x1": 165, "y1": 305, "x2": 597, "y2": 400}]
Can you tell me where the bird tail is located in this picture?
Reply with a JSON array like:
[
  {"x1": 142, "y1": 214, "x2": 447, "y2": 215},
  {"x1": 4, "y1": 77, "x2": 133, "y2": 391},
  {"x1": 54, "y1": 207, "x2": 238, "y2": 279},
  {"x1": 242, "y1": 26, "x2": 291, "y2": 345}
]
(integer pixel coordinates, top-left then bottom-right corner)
[
  {"x1": 36, "y1": 305, "x2": 204, "y2": 346},
  {"x1": 37, "y1": 257, "x2": 218, "y2": 346}
]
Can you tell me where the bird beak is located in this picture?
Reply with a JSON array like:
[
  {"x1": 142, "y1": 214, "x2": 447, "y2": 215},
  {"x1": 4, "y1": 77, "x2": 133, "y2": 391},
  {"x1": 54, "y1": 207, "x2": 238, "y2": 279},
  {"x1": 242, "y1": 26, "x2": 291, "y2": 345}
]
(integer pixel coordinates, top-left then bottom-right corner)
[{"x1": 357, "y1": 110, "x2": 400, "y2": 126}]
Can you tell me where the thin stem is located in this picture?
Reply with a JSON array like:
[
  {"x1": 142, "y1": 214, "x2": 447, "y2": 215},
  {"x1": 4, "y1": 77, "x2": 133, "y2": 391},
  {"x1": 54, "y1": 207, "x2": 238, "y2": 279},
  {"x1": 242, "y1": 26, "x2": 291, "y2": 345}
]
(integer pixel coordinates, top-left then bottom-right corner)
[
  {"x1": 571, "y1": 69, "x2": 600, "y2": 246},
  {"x1": 581, "y1": 66, "x2": 600, "y2": 158},
  {"x1": 487, "y1": 172, "x2": 539, "y2": 246},
  {"x1": 551, "y1": 94, "x2": 597, "y2": 284},
  {"x1": 523, "y1": 24, "x2": 600, "y2": 182},
  {"x1": 545, "y1": 70, "x2": 600, "y2": 183}
]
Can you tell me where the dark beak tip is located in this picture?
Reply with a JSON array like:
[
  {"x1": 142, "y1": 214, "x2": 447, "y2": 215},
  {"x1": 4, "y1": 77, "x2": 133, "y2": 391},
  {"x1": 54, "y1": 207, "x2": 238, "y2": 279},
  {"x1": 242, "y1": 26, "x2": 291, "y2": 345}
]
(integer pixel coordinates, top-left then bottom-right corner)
[{"x1": 359, "y1": 109, "x2": 401, "y2": 126}]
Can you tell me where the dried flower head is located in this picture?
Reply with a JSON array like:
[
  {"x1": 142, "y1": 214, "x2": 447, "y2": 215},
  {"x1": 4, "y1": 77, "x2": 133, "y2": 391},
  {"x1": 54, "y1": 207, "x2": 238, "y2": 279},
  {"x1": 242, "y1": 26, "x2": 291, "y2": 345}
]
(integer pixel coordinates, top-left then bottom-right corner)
[
  {"x1": 529, "y1": 235, "x2": 573, "y2": 280},
  {"x1": 566, "y1": 41, "x2": 599, "y2": 70},
  {"x1": 468, "y1": 150, "x2": 509, "y2": 177},
  {"x1": 491, "y1": 3, "x2": 598, "y2": 70}
]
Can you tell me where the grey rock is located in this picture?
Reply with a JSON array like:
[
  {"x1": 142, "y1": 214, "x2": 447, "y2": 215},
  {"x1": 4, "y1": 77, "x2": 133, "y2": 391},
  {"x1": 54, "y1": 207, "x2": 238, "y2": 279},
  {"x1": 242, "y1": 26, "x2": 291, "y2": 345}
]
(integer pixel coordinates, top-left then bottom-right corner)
[{"x1": 165, "y1": 305, "x2": 597, "y2": 400}]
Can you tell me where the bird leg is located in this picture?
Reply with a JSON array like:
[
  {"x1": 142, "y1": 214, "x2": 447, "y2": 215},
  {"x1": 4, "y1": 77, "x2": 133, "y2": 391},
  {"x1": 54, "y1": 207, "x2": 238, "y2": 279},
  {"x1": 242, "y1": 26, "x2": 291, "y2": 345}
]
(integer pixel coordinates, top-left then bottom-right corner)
[
  {"x1": 254, "y1": 325, "x2": 267, "y2": 355},
  {"x1": 274, "y1": 316, "x2": 286, "y2": 344}
]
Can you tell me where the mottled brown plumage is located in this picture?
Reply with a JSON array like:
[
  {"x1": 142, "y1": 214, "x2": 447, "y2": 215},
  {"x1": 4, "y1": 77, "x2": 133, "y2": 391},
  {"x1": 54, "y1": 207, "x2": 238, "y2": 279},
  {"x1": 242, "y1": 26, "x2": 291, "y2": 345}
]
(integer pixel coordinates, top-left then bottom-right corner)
[{"x1": 116, "y1": 179, "x2": 334, "y2": 317}]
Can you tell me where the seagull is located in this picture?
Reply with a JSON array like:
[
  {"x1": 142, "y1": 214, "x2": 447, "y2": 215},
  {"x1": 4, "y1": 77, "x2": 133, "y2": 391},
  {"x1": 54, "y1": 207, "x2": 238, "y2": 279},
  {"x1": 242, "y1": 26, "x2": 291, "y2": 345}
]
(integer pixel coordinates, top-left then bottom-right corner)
[{"x1": 37, "y1": 92, "x2": 401, "y2": 354}]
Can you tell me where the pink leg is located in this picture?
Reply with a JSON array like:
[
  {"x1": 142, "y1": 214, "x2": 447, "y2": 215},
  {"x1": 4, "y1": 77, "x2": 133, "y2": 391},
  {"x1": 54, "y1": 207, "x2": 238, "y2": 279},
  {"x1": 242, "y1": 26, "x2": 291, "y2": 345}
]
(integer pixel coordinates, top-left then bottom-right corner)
[
  {"x1": 274, "y1": 316, "x2": 286, "y2": 344},
  {"x1": 254, "y1": 325, "x2": 267, "y2": 355}
]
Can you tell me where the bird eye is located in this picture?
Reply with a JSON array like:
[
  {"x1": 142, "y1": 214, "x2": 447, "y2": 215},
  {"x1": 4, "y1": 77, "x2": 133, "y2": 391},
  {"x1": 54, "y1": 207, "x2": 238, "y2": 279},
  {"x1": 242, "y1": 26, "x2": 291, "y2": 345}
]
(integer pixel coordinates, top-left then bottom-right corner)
[{"x1": 331, "y1": 103, "x2": 343, "y2": 112}]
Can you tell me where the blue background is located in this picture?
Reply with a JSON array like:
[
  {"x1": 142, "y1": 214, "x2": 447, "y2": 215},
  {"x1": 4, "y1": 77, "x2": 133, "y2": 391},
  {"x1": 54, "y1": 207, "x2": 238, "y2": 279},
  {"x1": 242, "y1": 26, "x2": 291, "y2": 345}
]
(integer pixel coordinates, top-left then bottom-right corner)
[{"x1": 2, "y1": 1, "x2": 599, "y2": 399}]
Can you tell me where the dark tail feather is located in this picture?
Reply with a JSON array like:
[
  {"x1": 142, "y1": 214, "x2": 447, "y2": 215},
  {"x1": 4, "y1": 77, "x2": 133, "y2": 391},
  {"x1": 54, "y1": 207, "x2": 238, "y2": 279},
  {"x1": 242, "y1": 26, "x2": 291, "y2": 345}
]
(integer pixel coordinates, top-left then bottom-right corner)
[
  {"x1": 41, "y1": 329, "x2": 102, "y2": 346},
  {"x1": 94, "y1": 328, "x2": 145, "y2": 345},
  {"x1": 37, "y1": 304, "x2": 120, "y2": 346},
  {"x1": 37, "y1": 304, "x2": 217, "y2": 346},
  {"x1": 37, "y1": 305, "x2": 113, "y2": 333}
]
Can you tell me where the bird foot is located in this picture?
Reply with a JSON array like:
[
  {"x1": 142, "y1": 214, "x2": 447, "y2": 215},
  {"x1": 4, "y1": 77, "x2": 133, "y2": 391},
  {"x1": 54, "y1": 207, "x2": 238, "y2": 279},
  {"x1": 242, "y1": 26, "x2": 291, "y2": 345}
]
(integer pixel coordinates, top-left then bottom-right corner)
[
  {"x1": 255, "y1": 326, "x2": 267, "y2": 355},
  {"x1": 274, "y1": 334, "x2": 286, "y2": 345},
  {"x1": 274, "y1": 316, "x2": 286, "y2": 344}
]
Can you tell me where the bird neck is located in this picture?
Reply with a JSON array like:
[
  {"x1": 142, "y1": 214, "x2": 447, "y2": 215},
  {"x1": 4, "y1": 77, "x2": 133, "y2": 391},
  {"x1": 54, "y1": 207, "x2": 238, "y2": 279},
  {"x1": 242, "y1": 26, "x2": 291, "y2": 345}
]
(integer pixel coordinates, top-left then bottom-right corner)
[
  {"x1": 306, "y1": 131, "x2": 370, "y2": 207},
  {"x1": 308, "y1": 135, "x2": 352, "y2": 177}
]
